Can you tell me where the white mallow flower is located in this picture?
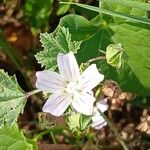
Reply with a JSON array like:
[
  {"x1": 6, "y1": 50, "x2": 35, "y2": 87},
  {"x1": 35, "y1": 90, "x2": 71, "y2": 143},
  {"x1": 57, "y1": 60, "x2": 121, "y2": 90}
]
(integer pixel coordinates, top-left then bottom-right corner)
[
  {"x1": 91, "y1": 98, "x2": 108, "y2": 130},
  {"x1": 36, "y1": 51, "x2": 104, "y2": 117}
]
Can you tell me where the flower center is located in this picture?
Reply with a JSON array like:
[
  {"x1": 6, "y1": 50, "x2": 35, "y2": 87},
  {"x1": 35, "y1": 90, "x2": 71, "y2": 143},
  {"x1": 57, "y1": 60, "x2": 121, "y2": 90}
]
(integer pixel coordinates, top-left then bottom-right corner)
[{"x1": 65, "y1": 81, "x2": 81, "y2": 95}]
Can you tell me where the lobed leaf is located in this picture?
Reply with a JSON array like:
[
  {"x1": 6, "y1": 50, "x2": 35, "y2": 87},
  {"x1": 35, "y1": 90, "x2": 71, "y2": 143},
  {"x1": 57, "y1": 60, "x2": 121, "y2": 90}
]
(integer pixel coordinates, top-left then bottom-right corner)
[
  {"x1": 35, "y1": 26, "x2": 82, "y2": 70},
  {"x1": 0, "y1": 70, "x2": 26, "y2": 127}
]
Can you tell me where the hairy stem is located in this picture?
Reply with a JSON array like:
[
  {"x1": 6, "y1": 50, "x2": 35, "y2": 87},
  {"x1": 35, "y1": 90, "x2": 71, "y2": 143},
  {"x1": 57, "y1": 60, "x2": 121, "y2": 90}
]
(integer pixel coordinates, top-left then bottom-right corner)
[
  {"x1": 86, "y1": 56, "x2": 106, "y2": 64},
  {"x1": 25, "y1": 89, "x2": 42, "y2": 98},
  {"x1": 98, "y1": 110, "x2": 129, "y2": 150}
]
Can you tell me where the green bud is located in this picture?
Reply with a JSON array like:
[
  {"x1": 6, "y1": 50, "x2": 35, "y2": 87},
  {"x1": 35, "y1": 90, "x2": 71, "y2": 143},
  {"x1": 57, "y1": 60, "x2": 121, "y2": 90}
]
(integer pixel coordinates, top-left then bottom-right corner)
[{"x1": 106, "y1": 43, "x2": 124, "y2": 69}]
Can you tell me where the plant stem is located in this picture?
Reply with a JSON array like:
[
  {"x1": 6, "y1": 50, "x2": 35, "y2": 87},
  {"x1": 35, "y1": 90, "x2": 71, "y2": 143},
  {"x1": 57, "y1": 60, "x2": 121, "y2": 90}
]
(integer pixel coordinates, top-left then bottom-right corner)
[
  {"x1": 75, "y1": 131, "x2": 81, "y2": 150},
  {"x1": 50, "y1": 131, "x2": 57, "y2": 144},
  {"x1": 33, "y1": 130, "x2": 50, "y2": 142},
  {"x1": 98, "y1": 110, "x2": 129, "y2": 150},
  {"x1": 33, "y1": 127, "x2": 64, "y2": 142},
  {"x1": 25, "y1": 89, "x2": 42, "y2": 98},
  {"x1": 86, "y1": 56, "x2": 106, "y2": 64}
]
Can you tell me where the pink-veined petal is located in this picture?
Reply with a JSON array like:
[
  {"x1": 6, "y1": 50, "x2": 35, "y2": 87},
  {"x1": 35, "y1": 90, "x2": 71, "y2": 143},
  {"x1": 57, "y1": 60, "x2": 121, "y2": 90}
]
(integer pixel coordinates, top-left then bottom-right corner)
[
  {"x1": 57, "y1": 51, "x2": 80, "y2": 82},
  {"x1": 96, "y1": 98, "x2": 108, "y2": 113},
  {"x1": 42, "y1": 93, "x2": 72, "y2": 117},
  {"x1": 81, "y1": 64, "x2": 104, "y2": 92},
  {"x1": 36, "y1": 70, "x2": 65, "y2": 93},
  {"x1": 72, "y1": 93, "x2": 95, "y2": 115},
  {"x1": 91, "y1": 115, "x2": 107, "y2": 130}
]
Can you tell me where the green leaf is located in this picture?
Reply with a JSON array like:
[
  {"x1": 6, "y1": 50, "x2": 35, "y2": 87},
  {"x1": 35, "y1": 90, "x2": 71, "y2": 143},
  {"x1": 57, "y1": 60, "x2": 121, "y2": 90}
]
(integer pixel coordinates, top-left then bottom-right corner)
[
  {"x1": 98, "y1": 60, "x2": 118, "y2": 81},
  {"x1": 67, "y1": 113, "x2": 91, "y2": 131},
  {"x1": 35, "y1": 46, "x2": 58, "y2": 70},
  {"x1": 59, "y1": 14, "x2": 113, "y2": 65},
  {"x1": 0, "y1": 70, "x2": 26, "y2": 127},
  {"x1": 110, "y1": 23, "x2": 150, "y2": 95},
  {"x1": 59, "y1": 14, "x2": 99, "y2": 41},
  {"x1": 35, "y1": 26, "x2": 82, "y2": 70},
  {"x1": 118, "y1": 63, "x2": 149, "y2": 94},
  {"x1": 57, "y1": 0, "x2": 72, "y2": 16},
  {"x1": 80, "y1": 115, "x2": 91, "y2": 130},
  {"x1": 77, "y1": 26, "x2": 113, "y2": 64},
  {"x1": 101, "y1": 0, "x2": 150, "y2": 13},
  {"x1": 0, "y1": 125, "x2": 37, "y2": 150},
  {"x1": 101, "y1": 0, "x2": 147, "y2": 23},
  {"x1": 60, "y1": 2, "x2": 150, "y2": 25},
  {"x1": 24, "y1": 0, "x2": 53, "y2": 28},
  {"x1": 67, "y1": 113, "x2": 81, "y2": 131}
]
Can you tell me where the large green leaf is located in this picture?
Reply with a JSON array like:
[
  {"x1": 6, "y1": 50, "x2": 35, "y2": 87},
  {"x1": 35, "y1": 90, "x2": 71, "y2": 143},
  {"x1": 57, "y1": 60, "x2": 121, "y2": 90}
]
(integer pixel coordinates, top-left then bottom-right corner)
[
  {"x1": 101, "y1": 0, "x2": 147, "y2": 23},
  {"x1": 100, "y1": 0, "x2": 150, "y2": 95},
  {"x1": 110, "y1": 23, "x2": 150, "y2": 94},
  {"x1": 118, "y1": 63, "x2": 149, "y2": 94},
  {"x1": 0, "y1": 125, "x2": 37, "y2": 150},
  {"x1": 59, "y1": 14, "x2": 99, "y2": 41},
  {"x1": 59, "y1": 14, "x2": 112, "y2": 63},
  {"x1": 0, "y1": 70, "x2": 26, "y2": 127},
  {"x1": 98, "y1": 60, "x2": 118, "y2": 81},
  {"x1": 77, "y1": 27, "x2": 113, "y2": 64},
  {"x1": 101, "y1": 0, "x2": 150, "y2": 12},
  {"x1": 101, "y1": 0, "x2": 150, "y2": 11},
  {"x1": 60, "y1": 2, "x2": 150, "y2": 25},
  {"x1": 35, "y1": 26, "x2": 82, "y2": 70}
]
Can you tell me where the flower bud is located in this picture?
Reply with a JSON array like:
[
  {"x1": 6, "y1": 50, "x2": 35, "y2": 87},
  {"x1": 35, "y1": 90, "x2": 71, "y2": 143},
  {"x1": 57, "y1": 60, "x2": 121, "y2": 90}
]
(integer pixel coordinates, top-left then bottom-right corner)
[{"x1": 106, "y1": 43, "x2": 124, "y2": 69}]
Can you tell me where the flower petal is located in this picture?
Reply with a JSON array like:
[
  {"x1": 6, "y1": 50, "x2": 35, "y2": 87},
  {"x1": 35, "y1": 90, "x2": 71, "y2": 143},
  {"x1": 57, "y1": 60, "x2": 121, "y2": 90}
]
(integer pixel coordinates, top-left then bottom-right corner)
[
  {"x1": 36, "y1": 70, "x2": 65, "y2": 93},
  {"x1": 72, "y1": 93, "x2": 95, "y2": 115},
  {"x1": 42, "y1": 94, "x2": 72, "y2": 117},
  {"x1": 96, "y1": 98, "x2": 108, "y2": 113},
  {"x1": 57, "y1": 51, "x2": 80, "y2": 82},
  {"x1": 81, "y1": 64, "x2": 104, "y2": 92},
  {"x1": 91, "y1": 115, "x2": 107, "y2": 130}
]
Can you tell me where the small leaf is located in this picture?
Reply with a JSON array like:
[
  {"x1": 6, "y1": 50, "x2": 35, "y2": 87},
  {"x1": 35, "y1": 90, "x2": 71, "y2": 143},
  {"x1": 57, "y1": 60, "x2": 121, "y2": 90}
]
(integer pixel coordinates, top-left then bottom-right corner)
[
  {"x1": 0, "y1": 70, "x2": 26, "y2": 127},
  {"x1": 0, "y1": 125, "x2": 37, "y2": 150},
  {"x1": 35, "y1": 26, "x2": 82, "y2": 70},
  {"x1": 67, "y1": 113, "x2": 81, "y2": 131},
  {"x1": 80, "y1": 115, "x2": 91, "y2": 130}
]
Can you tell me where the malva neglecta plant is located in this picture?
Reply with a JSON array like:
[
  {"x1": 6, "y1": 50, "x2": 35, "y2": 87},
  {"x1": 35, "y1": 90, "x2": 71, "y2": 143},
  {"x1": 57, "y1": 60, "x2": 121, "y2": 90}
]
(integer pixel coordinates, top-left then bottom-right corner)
[{"x1": 0, "y1": 0, "x2": 150, "y2": 149}]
